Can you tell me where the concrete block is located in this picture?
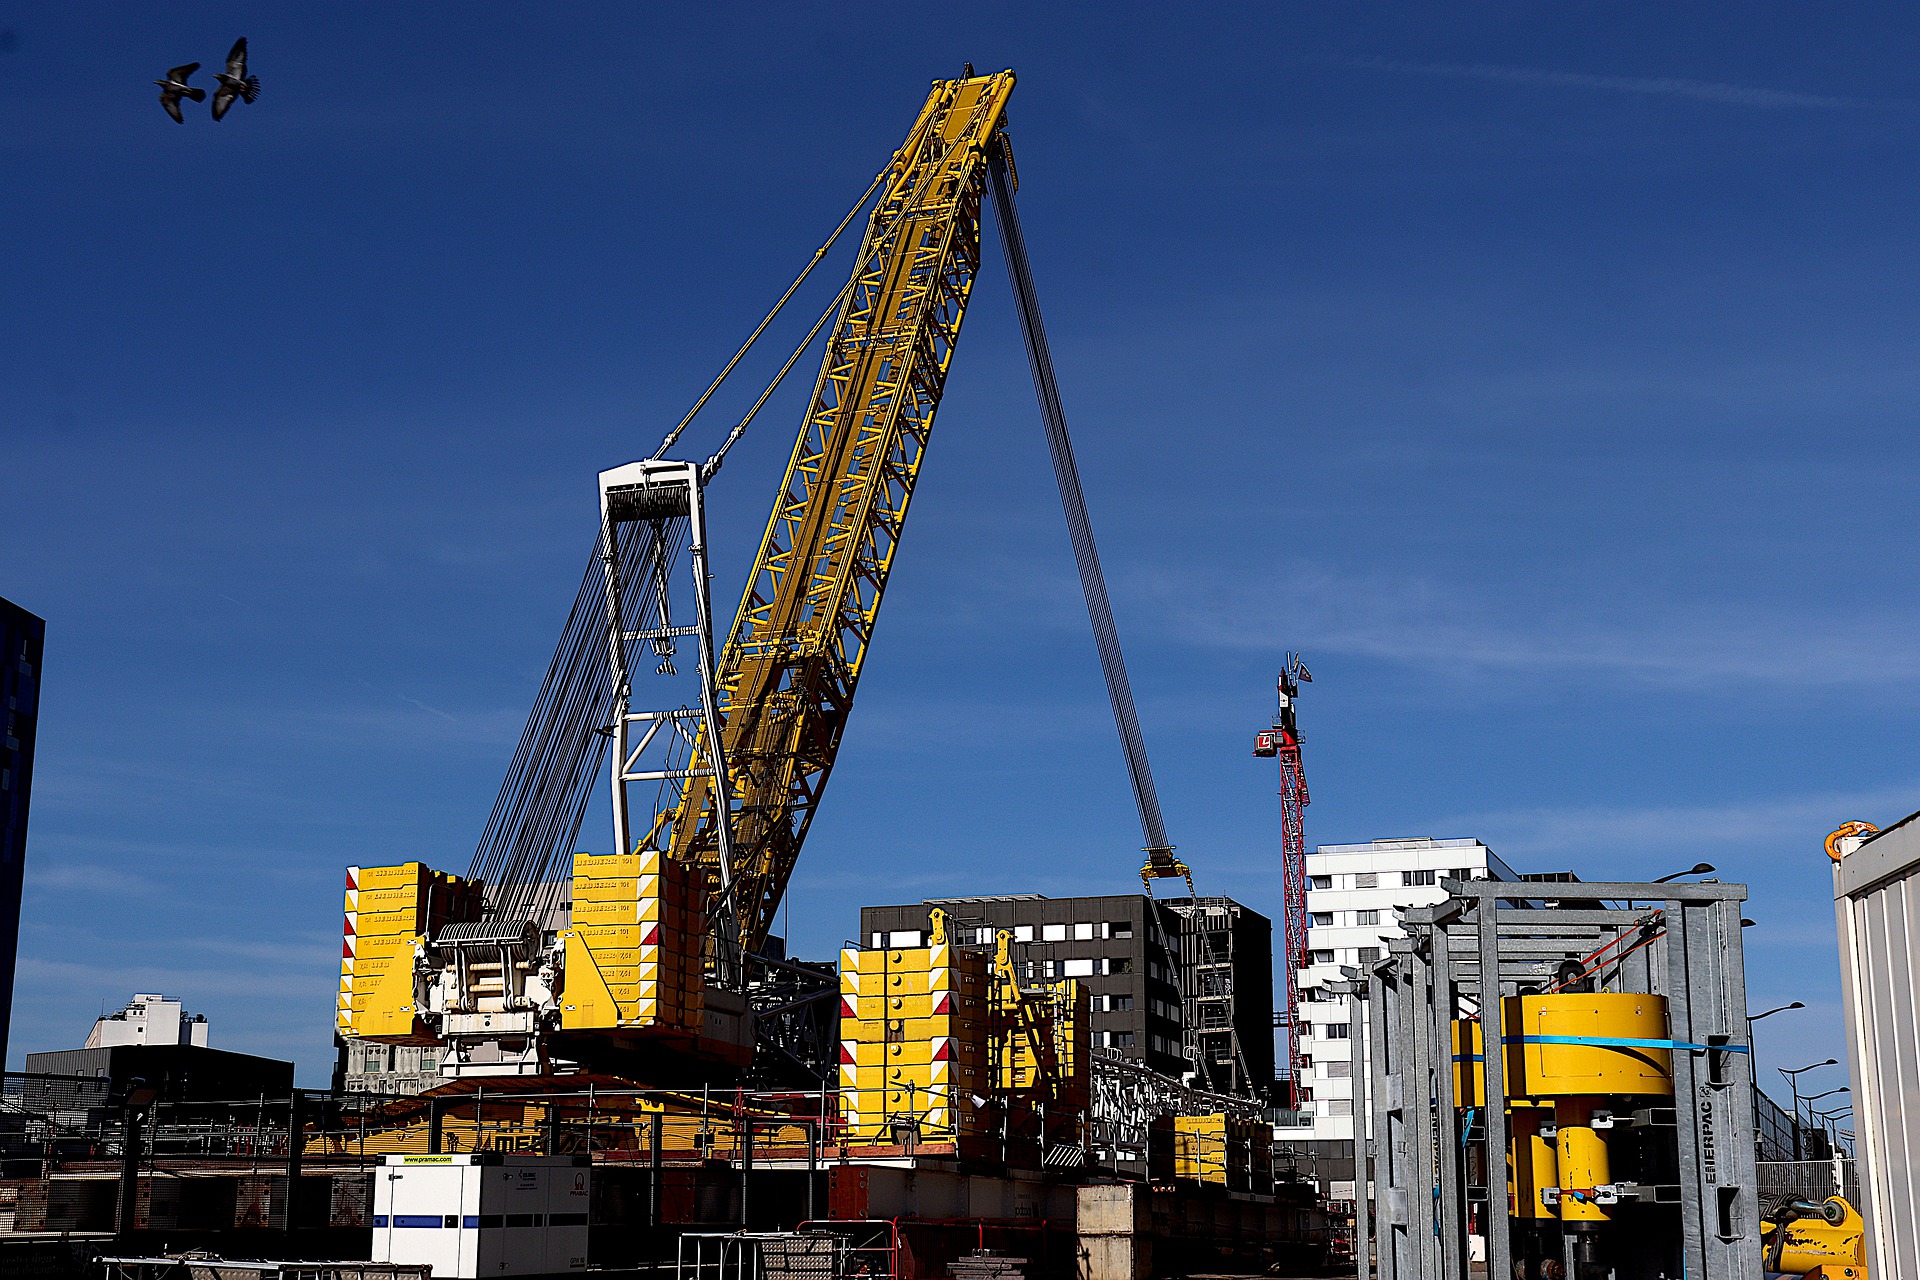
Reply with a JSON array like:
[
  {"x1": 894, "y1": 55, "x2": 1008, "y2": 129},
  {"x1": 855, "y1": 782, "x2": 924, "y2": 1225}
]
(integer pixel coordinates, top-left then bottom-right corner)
[{"x1": 1076, "y1": 1182, "x2": 1148, "y2": 1236}]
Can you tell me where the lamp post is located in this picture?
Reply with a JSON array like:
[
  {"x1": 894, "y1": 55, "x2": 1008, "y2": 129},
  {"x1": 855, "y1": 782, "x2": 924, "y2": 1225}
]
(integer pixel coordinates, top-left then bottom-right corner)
[
  {"x1": 1654, "y1": 862, "x2": 1716, "y2": 884},
  {"x1": 1781, "y1": 1060, "x2": 1839, "y2": 1160},
  {"x1": 1746, "y1": 1003, "x2": 1805, "y2": 1158}
]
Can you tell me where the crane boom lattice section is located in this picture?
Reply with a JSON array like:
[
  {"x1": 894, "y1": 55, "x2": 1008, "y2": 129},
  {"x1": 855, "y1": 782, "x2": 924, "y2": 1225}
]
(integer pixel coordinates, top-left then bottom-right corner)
[{"x1": 666, "y1": 73, "x2": 1017, "y2": 952}]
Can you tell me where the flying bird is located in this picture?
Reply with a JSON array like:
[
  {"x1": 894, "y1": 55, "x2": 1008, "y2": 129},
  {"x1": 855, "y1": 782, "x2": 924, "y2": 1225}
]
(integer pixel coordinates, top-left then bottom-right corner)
[
  {"x1": 211, "y1": 37, "x2": 259, "y2": 121},
  {"x1": 154, "y1": 62, "x2": 204, "y2": 123}
]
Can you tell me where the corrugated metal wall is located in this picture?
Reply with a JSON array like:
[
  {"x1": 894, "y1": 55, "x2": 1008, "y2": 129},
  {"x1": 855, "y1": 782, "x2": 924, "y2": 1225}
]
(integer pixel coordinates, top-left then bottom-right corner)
[{"x1": 1834, "y1": 813, "x2": 1920, "y2": 1278}]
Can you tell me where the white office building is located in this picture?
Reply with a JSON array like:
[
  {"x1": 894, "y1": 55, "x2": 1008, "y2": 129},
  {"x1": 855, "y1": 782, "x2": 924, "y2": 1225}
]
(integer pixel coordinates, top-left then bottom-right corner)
[
  {"x1": 84, "y1": 993, "x2": 210, "y2": 1049},
  {"x1": 1281, "y1": 837, "x2": 1520, "y2": 1198}
]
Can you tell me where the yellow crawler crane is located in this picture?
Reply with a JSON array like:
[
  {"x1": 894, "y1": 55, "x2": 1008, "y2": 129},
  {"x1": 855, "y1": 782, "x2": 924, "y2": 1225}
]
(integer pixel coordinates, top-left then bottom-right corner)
[{"x1": 664, "y1": 72, "x2": 1016, "y2": 954}]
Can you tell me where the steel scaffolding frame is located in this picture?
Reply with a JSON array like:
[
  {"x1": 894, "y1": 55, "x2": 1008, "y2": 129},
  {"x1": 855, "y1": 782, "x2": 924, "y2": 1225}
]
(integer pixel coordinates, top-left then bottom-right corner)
[{"x1": 1362, "y1": 878, "x2": 1761, "y2": 1280}]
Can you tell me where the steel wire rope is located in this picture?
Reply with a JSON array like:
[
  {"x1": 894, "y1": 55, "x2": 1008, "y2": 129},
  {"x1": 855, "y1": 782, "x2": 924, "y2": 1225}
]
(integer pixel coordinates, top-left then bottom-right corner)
[
  {"x1": 470, "y1": 516, "x2": 687, "y2": 923},
  {"x1": 480, "y1": 85, "x2": 1000, "y2": 928},
  {"x1": 700, "y1": 86, "x2": 1006, "y2": 477},
  {"x1": 651, "y1": 164, "x2": 890, "y2": 462}
]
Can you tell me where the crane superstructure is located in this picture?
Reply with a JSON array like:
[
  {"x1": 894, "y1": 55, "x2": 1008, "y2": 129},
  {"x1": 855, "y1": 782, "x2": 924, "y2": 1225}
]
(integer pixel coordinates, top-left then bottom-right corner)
[{"x1": 1254, "y1": 656, "x2": 1311, "y2": 1097}]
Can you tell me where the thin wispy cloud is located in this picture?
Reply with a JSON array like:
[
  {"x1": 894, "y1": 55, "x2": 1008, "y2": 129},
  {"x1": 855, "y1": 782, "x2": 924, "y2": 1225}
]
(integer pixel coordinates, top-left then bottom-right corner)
[
  {"x1": 1136, "y1": 563, "x2": 1920, "y2": 695},
  {"x1": 1348, "y1": 56, "x2": 1869, "y2": 110}
]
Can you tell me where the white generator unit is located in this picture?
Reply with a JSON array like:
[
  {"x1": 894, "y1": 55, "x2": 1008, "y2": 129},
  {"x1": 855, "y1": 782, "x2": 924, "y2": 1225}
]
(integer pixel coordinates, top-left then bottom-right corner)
[{"x1": 371, "y1": 1154, "x2": 590, "y2": 1279}]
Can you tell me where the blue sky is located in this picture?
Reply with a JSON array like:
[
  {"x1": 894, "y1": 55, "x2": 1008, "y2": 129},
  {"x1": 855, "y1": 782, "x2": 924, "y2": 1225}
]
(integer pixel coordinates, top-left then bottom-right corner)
[{"x1": 4, "y1": 6, "x2": 1915, "y2": 1104}]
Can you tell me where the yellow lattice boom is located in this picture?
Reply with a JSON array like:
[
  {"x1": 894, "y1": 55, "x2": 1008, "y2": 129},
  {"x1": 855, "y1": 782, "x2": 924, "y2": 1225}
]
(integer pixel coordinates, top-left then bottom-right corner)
[{"x1": 666, "y1": 72, "x2": 1017, "y2": 952}]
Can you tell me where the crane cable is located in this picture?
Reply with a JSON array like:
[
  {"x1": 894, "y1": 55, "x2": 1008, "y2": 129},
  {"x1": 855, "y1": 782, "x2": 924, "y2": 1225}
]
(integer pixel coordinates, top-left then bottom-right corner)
[
  {"x1": 663, "y1": 82, "x2": 1010, "y2": 482},
  {"x1": 651, "y1": 164, "x2": 891, "y2": 463},
  {"x1": 698, "y1": 87, "x2": 1009, "y2": 479}
]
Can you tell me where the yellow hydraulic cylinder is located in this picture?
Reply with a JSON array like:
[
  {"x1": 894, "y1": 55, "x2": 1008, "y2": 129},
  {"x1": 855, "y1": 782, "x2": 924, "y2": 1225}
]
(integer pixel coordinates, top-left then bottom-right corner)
[
  {"x1": 1554, "y1": 1099, "x2": 1612, "y2": 1225},
  {"x1": 1508, "y1": 1102, "x2": 1559, "y2": 1221}
]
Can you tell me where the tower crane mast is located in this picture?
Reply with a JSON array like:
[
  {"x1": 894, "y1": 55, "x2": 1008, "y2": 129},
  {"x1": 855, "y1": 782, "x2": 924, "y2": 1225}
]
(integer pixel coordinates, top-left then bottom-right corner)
[{"x1": 1255, "y1": 655, "x2": 1312, "y2": 1097}]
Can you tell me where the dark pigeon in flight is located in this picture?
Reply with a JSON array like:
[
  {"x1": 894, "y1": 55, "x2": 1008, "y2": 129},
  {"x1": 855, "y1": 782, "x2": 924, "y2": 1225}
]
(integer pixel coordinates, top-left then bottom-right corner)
[
  {"x1": 154, "y1": 62, "x2": 204, "y2": 123},
  {"x1": 211, "y1": 37, "x2": 259, "y2": 121}
]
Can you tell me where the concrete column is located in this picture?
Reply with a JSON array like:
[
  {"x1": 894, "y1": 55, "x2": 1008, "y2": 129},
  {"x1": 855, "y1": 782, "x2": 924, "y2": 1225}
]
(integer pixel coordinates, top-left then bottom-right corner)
[{"x1": 1076, "y1": 1182, "x2": 1151, "y2": 1280}]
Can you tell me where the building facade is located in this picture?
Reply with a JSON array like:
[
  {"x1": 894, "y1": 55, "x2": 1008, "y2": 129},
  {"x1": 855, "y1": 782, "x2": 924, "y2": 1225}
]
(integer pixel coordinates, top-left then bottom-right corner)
[
  {"x1": 1282, "y1": 837, "x2": 1519, "y2": 1196},
  {"x1": 85, "y1": 993, "x2": 210, "y2": 1049},
  {"x1": 859, "y1": 893, "x2": 1242, "y2": 1083},
  {"x1": 336, "y1": 1037, "x2": 448, "y2": 1096},
  {"x1": 0, "y1": 597, "x2": 43, "y2": 1070},
  {"x1": 1168, "y1": 897, "x2": 1276, "y2": 1098}
]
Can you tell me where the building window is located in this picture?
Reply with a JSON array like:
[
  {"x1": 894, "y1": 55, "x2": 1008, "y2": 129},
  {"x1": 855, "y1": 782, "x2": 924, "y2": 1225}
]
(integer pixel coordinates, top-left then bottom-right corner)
[
  {"x1": 887, "y1": 930, "x2": 923, "y2": 947},
  {"x1": 1311, "y1": 912, "x2": 1334, "y2": 927},
  {"x1": 1014, "y1": 925, "x2": 1034, "y2": 942},
  {"x1": 1358, "y1": 947, "x2": 1381, "y2": 964},
  {"x1": 1403, "y1": 870, "x2": 1435, "y2": 887},
  {"x1": 1111, "y1": 920, "x2": 1133, "y2": 938},
  {"x1": 1111, "y1": 995, "x2": 1134, "y2": 1012},
  {"x1": 1454, "y1": 868, "x2": 1478, "y2": 882},
  {"x1": 1329, "y1": 1100, "x2": 1353, "y2": 1117},
  {"x1": 1355, "y1": 910, "x2": 1379, "y2": 926},
  {"x1": 1325, "y1": 1023, "x2": 1351, "y2": 1039},
  {"x1": 1113, "y1": 958, "x2": 1133, "y2": 974},
  {"x1": 1310, "y1": 950, "x2": 1335, "y2": 965},
  {"x1": 1310, "y1": 875, "x2": 1332, "y2": 890},
  {"x1": 1064, "y1": 958, "x2": 1095, "y2": 978},
  {"x1": 1073, "y1": 922, "x2": 1096, "y2": 940},
  {"x1": 1354, "y1": 872, "x2": 1378, "y2": 888},
  {"x1": 1322, "y1": 1060, "x2": 1351, "y2": 1078},
  {"x1": 1042, "y1": 923, "x2": 1067, "y2": 942},
  {"x1": 870, "y1": 933, "x2": 885, "y2": 948}
]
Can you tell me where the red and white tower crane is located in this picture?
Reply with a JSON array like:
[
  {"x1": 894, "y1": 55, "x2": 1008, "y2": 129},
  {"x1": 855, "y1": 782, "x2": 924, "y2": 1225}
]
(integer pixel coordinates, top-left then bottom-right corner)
[{"x1": 1255, "y1": 654, "x2": 1312, "y2": 1101}]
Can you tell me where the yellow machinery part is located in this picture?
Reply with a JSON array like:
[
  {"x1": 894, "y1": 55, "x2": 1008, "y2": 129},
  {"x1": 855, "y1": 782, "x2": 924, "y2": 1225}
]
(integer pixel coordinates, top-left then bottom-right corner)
[
  {"x1": 667, "y1": 72, "x2": 1018, "y2": 955},
  {"x1": 1453, "y1": 1018, "x2": 1485, "y2": 1109},
  {"x1": 838, "y1": 937, "x2": 992, "y2": 1143},
  {"x1": 1501, "y1": 993, "x2": 1674, "y2": 1099},
  {"x1": 561, "y1": 852, "x2": 705, "y2": 1032},
  {"x1": 1763, "y1": 1197, "x2": 1867, "y2": 1276},
  {"x1": 341, "y1": 862, "x2": 484, "y2": 1044},
  {"x1": 1553, "y1": 1098, "x2": 1611, "y2": 1225},
  {"x1": 1508, "y1": 1102, "x2": 1558, "y2": 1221}
]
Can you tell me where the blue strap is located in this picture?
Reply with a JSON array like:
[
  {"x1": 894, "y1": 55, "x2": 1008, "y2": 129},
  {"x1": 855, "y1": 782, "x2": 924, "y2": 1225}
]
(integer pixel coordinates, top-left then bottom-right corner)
[{"x1": 1503, "y1": 1034, "x2": 1749, "y2": 1054}]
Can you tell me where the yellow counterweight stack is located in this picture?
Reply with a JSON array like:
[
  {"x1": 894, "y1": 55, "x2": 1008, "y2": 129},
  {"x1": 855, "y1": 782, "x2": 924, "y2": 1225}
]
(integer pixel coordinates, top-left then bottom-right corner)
[
  {"x1": 1171, "y1": 1113, "x2": 1272, "y2": 1190},
  {"x1": 838, "y1": 916, "x2": 991, "y2": 1148},
  {"x1": 339, "y1": 862, "x2": 482, "y2": 1043},
  {"x1": 561, "y1": 850, "x2": 705, "y2": 1033}
]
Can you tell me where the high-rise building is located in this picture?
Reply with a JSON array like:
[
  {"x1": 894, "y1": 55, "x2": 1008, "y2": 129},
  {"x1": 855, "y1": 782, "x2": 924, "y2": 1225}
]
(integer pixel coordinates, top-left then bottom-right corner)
[
  {"x1": 858, "y1": 891, "x2": 1274, "y2": 1095},
  {"x1": 0, "y1": 597, "x2": 43, "y2": 1069},
  {"x1": 1281, "y1": 837, "x2": 1520, "y2": 1197}
]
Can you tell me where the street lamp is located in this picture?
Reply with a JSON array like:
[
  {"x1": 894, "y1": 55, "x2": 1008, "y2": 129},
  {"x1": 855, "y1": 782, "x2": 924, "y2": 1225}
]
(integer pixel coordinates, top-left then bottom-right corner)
[
  {"x1": 1654, "y1": 862, "x2": 1716, "y2": 884},
  {"x1": 1781, "y1": 1060, "x2": 1839, "y2": 1159},
  {"x1": 1746, "y1": 1003, "x2": 1806, "y2": 1157},
  {"x1": 1805, "y1": 1086, "x2": 1850, "y2": 1107}
]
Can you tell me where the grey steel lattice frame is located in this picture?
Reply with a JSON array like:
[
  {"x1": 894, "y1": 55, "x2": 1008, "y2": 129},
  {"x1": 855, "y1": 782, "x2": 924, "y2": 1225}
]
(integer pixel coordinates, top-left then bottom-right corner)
[{"x1": 1362, "y1": 879, "x2": 1761, "y2": 1280}]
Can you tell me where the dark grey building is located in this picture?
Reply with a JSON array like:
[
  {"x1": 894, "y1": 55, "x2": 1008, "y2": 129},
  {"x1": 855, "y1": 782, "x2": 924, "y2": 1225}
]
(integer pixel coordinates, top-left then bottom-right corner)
[
  {"x1": 859, "y1": 892, "x2": 1274, "y2": 1095},
  {"x1": 24, "y1": 1044, "x2": 295, "y2": 1104},
  {"x1": 0, "y1": 598, "x2": 43, "y2": 1069},
  {"x1": 1169, "y1": 896, "x2": 1276, "y2": 1099}
]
